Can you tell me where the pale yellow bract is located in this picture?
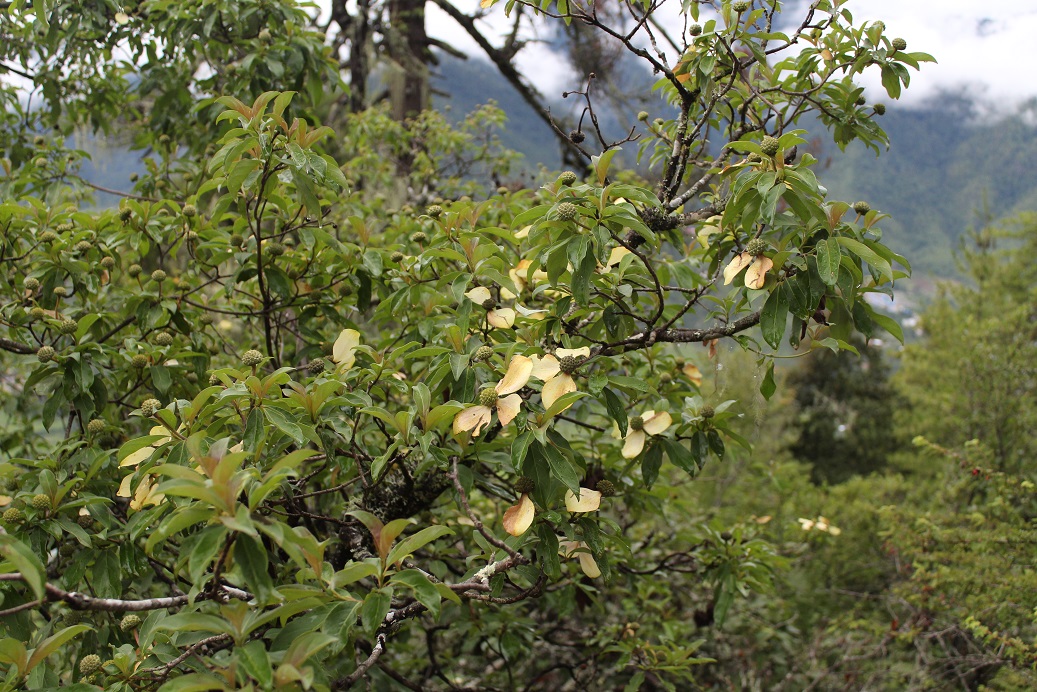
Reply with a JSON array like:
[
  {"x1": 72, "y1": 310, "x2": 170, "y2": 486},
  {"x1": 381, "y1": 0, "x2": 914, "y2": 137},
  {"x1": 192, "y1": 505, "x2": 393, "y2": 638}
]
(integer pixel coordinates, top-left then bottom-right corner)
[
  {"x1": 622, "y1": 410, "x2": 673, "y2": 459},
  {"x1": 564, "y1": 487, "x2": 602, "y2": 512},
  {"x1": 559, "y1": 540, "x2": 601, "y2": 578},
  {"x1": 724, "y1": 252, "x2": 774, "y2": 290},
  {"x1": 502, "y1": 493, "x2": 535, "y2": 536},
  {"x1": 465, "y1": 286, "x2": 516, "y2": 329},
  {"x1": 530, "y1": 347, "x2": 590, "y2": 411},
  {"x1": 332, "y1": 328, "x2": 361, "y2": 368},
  {"x1": 452, "y1": 356, "x2": 533, "y2": 436}
]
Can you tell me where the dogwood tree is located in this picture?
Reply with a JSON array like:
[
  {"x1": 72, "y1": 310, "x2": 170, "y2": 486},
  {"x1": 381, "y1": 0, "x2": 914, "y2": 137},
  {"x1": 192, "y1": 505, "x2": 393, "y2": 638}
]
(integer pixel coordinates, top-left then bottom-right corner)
[{"x1": 0, "y1": 0, "x2": 928, "y2": 688}]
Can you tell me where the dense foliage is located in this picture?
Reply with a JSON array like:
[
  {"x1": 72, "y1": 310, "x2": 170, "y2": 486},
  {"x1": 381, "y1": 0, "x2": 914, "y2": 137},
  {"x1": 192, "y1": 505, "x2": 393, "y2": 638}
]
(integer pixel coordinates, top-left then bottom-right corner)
[{"x1": 19, "y1": 2, "x2": 1037, "y2": 691}]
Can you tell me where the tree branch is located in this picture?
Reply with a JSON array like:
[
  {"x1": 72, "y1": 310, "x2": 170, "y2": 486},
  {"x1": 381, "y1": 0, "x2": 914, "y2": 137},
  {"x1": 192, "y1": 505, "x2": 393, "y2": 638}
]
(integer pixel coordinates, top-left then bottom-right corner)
[
  {"x1": 0, "y1": 573, "x2": 252, "y2": 611},
  {"x1": 0, "y1": 337, "x2": 35, "y2": 355},
  {"x1": 429, "y1": 0, "x2": 581, "y2": 161}
]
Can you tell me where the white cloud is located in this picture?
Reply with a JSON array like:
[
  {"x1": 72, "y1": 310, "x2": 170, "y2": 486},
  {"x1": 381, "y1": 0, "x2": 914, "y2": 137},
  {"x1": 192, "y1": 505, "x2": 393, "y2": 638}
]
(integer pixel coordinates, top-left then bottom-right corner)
[
  {"x1": 426, "y1": 0, "x2": 1037, "y2": 111},
  {"x1": 836, "y1": 1, "x2": 1037, "y2": 108}
]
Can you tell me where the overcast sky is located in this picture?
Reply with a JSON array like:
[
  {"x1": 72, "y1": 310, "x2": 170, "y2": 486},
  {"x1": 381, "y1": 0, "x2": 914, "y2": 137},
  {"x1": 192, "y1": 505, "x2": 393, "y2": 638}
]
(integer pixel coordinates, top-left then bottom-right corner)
[{"x1": 425, "y1": 0, "x2": 1037, "y2": 112}]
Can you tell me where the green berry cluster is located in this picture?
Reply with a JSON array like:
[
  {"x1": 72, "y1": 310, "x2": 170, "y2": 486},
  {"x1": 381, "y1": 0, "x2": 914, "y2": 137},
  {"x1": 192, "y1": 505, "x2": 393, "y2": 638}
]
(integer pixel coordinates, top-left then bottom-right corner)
[
  {"x1": 473, "y1": 345, "x2": 494, "y2": 362},
  {"x1": 556, "y1": 202, "x2": 578, "y2": 222},
  {"x1": 131, "y1": 354, "x2": 149, "y2": 369},
  {"x1": 150, "y1": 269, "x2": 167, "y2": 283},
  {"x1": 596, "y1": 480, "x2": 616, "y2": 497},
  {"x1": 241, "y1": 349, "x2": 264, "y2": 367},
  {"x1": 154, "y1": 332, "x2": 174, "y2": 346},
  {"x1": 515, "y1": 476, "x2": 535, "y2": 494},
  {"x1": 558, "y1": 171, "x2": 577, "y2": 186},
  {"x1": 140, "y1": 398, "x2": 161, "y2": 417},
  {"x1": 745, "y1": 238, "x2": 768, "y2": 256},
  {"x1": 759, "y1": 135, "x2": 780, "y2": 157},
  {"x1": 37, "y1": 346, "x2": 56, "y2": 362},
  {"x1": 87, "y1": 418, "x2": 106, "y2": 435},
  {"x1": 558, "y1": 355, "x2": 583, "y2": 375},
  {"x1": 853, "y1": 201, "x2": 871, "y2": 214},
  {"x1": 119, "y1": 614, "x2": 141, "y2": 631},
  {"x1": 24, "y1": 277, "x2": 40, "y2": 291},
  {"x1": 425, "y1": 205, "x2": 443, "y2": 218},
  {"x1": 79, "y1": 655, "x2": 102, "y2": 675},
  {"x1": 31, "y1": 493, "x2": 50, "y2": 511},
  {"x1": 478, "y1": 387, "x2": 499, "y2": 408}
]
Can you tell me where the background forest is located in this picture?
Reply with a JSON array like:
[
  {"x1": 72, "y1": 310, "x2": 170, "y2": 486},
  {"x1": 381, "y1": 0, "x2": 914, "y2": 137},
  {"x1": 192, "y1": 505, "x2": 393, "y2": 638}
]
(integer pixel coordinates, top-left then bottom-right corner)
[{"x1": 0, "y1": 0, "x2": 1034, "y2": 690}]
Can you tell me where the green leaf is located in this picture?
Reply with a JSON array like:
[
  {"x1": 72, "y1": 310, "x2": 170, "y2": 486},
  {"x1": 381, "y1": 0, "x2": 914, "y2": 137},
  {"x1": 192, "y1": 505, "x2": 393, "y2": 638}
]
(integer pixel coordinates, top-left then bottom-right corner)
[
  {"x1": 816, "y1": 237, "x2": 841, "y2": 286},
  {"x1": 760, "y1": 361, "x2": 776, "y2": 400},
  {"x1": 602, "y1": 387, "x2": 628, "y2": 433},
  {"x1": 0, "y1": 535, "x2": 46, "y2": 600},
  {"x1": 234, "y1": 534, "x2": 275, "y2": 603},
  {"x1": 659, "y1": 438, "x2": 695, "y2": 476},
  {"x1": 386, "y1": 525, "x2": 453, "y2": 567},
  {"x1": 870, "y1": 310, "x2": 904, "y2": 344},
  {"x1": 540, "y1": 442, "x2": 582, "y2": 496},
  {"x1": 158, "y1": 613, "x2": 236, "y2": 636},
  {"x1": 26, "y1": 625, "x2": 92, "y2": 672},
  {"x1": 641, "y1": 443, "x2": 663, "y2": 489},
  {"x1": 837, "y1": 237, "x2": 893, "y2": 281},
  {"x1": 511, "y1": 430, "x2": 534, "y2": 470},
  {"x1": 263, "y1": 406, "x2": 305, "y2": 445},
  {"x1": 236, "y1": 641, "x2": 273, "y2": 689},
  {"x1": 592, "y1": 148, "x2": 620, "y2": 185},
  {"x1": 361, "y1": 587, "x2": 393, "y2": 635},
  {"x1": 391, "y1": 569, "x2": 442, "y2": 620},
  {"x1": 760, "y1": 286, "x2": 789, "y2": 349}
]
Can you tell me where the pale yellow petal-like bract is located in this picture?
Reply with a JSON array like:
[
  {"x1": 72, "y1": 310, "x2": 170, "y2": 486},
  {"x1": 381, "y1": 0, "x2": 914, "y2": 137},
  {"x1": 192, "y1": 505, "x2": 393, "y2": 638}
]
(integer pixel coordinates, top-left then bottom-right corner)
[
  {"x1": 496, "y1": 393, "x2": 523, "y2": 426},
  {"x1": 745, "y1": 256, "x2": 774, "y2": 290},
  {"x1": 487, "y1": 308, "x2": 516, "y2": 329},
  {"x1": 682, "y1": 362, "x2": 703, "y2": 386},
  {"x1": 332, "y1": 328, "x2": 361, "y2": 367},
  {"x1": 642, "y1": 410, "x2": 672, "y2": 436},
  {"x1": 556, "y1": 346, "x2": 591, "y2": 359},
  {"x1": 530, "y1": 354, "x2": 560, "y2": 381},
  {"x1": 541, "y1": 373, "x2": 577, "y2": 410},
  {"x1": 453, "y1": 405, "x2": 493, "y2": 436},
  {"x1": 464, "y1": 286, "x2": 492, "y2": 304},
  {"x1": 496, "y1": 355, "x2": 533, "y2": 395},
  {"x1": 502, "y1": 493, "x2": 535, "y2": 536},
  {"x1": 723, "y1": 252, "x2": 753, "y2": 285},
  {"x1": 564, "y1": 488, "x2": 602, "y2": 513},
  {"x1": 622, "y1": 430, "x2": 646, "y2": 459}
]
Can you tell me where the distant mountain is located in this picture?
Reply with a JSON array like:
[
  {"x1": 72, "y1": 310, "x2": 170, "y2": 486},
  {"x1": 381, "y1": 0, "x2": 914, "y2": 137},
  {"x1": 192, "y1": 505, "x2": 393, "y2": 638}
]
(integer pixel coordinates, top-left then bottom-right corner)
[
  {"x1": 78, "y1": 54, "x2": 1037, "y2": 281},
  {"x1": 817, "y1": 94, "x2": 1037, "y2": 277}
]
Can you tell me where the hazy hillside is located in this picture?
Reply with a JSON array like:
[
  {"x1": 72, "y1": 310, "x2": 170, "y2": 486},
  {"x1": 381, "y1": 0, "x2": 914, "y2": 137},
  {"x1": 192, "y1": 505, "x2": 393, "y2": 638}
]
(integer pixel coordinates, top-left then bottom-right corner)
[
  {"x1": 817, "y1": 94, "x2": 1037, "y2": 276},
  {"x1": 78, "y1": 54, "x2": 1037, "y2": 279},
  {"x1": 432, "y1": 54, "x2": 1037, "y2": 278}
]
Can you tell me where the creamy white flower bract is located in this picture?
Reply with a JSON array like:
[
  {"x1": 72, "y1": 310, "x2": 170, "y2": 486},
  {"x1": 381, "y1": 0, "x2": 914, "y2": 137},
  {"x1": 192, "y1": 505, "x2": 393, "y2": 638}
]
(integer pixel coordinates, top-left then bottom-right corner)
[{"x1": 622, "y1": 410, "x2": 673, "y2": 459}]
